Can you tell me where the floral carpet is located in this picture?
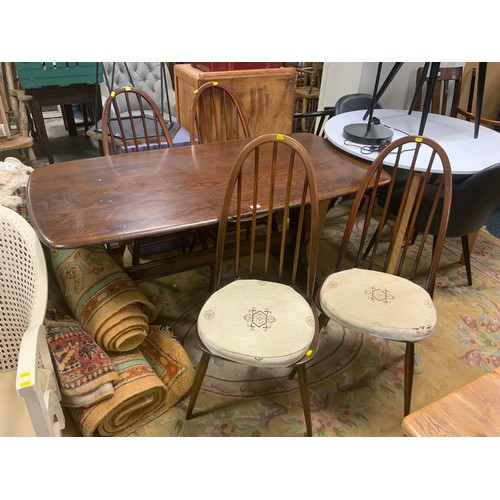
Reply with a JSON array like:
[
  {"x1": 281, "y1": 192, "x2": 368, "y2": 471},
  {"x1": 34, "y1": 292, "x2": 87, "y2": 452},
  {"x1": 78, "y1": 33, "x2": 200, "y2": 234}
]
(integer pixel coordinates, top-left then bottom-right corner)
[{"x1": 124, "y1": 199, "x2": 500, "y2": 437}]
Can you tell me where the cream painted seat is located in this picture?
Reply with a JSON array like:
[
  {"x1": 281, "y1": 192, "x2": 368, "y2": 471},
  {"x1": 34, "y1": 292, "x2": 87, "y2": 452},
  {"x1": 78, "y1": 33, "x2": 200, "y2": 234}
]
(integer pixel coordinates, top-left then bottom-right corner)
[
  {"x1": 0, "y1": 205, "x2": 65, "y2": 436},
  {"x1": 318, "y1": 135, "x2": 453, "y2": 417},
  {"x1": 186, "y1": 134, "x2": 321, "y2": 436},
  {"x1": 320, "y1": 268, "x2": 436, "y2": 343}
]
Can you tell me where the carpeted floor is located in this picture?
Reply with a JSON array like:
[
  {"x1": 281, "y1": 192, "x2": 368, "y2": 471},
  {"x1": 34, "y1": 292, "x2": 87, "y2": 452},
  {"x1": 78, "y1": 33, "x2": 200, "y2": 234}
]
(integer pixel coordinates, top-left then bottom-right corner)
[{"x1": 126, "y1": 200, "x2": 500, "y2": 437}]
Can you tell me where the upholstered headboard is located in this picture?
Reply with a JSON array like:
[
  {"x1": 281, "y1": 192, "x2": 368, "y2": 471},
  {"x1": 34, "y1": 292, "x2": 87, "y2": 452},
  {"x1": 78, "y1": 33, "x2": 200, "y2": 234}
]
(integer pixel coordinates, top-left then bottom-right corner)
[{"x1": 101, "y1": 62, "x2": 176, "y2": 121}]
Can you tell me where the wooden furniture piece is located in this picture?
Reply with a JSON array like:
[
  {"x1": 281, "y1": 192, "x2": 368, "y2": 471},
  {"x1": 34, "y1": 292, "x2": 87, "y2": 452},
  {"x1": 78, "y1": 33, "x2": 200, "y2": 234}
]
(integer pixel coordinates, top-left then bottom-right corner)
[
  {"x1": 294, "y1": 62, "x2": 323, "y2": 115},
  {"x1": 189, "y1": 81, "x2": 250, "y2": 144},
  {"x1": 457, "y1": 64, "x2": 500, "y2": 132},
  {"x1": 0, "y1": 206, "x2": 65, "y2": 437},
  {"x1": 24, "y1": 83, "x2": 102, "y2": 164},
  {"x1": 0, "y1": 70, "x2": 36, "y2": 162},
  {"x1": 26, "y1": 133, "x2": 386, "y2": 282},
  {"x1": 185, "y1": 134, "x2": 320, "y2": 437},
  {"x1": 174, "y1": 64, "x2": 296, "y2": 137},
  {"x1": 318, "y1": 136, "x2": 453, "y2": 417},
  {"x1": 402, "y1": 367, "x2": 500, "y2": 436},
  {"x1": 413, "y1": 66, "x2": 463, "y2": 117},
  {"x1": 15, "y1": 62, "x2": 103, "y2": 164}
]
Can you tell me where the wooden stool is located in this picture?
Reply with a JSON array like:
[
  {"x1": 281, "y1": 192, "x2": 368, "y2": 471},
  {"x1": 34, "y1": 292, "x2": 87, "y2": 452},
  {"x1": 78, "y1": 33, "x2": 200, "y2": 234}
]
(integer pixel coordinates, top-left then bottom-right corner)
[{"x1": 402, "y1": 368, "x2": 500, "y2": 436}]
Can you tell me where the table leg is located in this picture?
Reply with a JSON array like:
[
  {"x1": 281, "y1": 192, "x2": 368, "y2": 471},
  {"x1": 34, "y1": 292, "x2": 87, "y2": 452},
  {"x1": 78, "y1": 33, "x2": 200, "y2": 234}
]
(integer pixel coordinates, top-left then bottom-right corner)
[
  {"x1": 62, "y1": 104, "x2": 78, "y2": 136},
  {"x1": 28, "y1": 98, "x2": 54, "y2": 164}
]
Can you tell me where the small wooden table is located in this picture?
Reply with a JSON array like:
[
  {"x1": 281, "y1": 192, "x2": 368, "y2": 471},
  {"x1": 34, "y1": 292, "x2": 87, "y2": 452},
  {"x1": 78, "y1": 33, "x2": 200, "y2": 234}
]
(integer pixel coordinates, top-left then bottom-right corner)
[
  {"x1": 27, "y1": 133, "x2": 382, "y2": 281},
  {"x1": 402, "y1": 368, "x2": 500, "y2": 436},
  {"x1": 25, "y1": 83, "x2": 102, "y2": 164}
]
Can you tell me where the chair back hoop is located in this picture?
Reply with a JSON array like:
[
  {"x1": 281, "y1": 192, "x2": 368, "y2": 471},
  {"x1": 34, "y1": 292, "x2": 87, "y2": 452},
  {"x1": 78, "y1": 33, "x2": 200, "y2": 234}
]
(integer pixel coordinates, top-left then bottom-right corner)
[
  {"x1": 414, "y1": 66, "x2": 463, "y2": 117},
  {"x1": 336, "y1": 135, "x2": 452, "y2": 295},
  {"x1": 189, "y1": 81, "x2": 251, "y2": 145},
  {"x1": 213, "y1": 134, "x2": 319, "y2": 300},
  {"x1": 101, "y1": 62, "x2": 173, "y2": 123},
  {"x1": 101, "y1": 86, "x2": 174, "y2": 155}
]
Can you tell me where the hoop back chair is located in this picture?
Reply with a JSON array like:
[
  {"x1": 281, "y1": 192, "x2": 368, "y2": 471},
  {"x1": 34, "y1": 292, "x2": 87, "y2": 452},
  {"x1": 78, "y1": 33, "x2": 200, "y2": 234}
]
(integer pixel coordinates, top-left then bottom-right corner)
[
  {"x1": 101, "y1": 86, "x2": 174, "y2": 155},
  {"x1": 318, "y1": 135, "x2": 453, "y2": 417},
  {"x1": 0, "y1": 206, "x2": 65, "y2": 436},
  {"x1": 413, "y1": 66, "x2": 463, "y2": 117},
  {"x1": 186, "y1": 134, "x2": 321, "y2": 436},
  {"x1": 101, "y1": 86, "x2": 202, "y2": 266},
  {"x1": 189, "y1": 81, "x2": 251, "y2": 145}
]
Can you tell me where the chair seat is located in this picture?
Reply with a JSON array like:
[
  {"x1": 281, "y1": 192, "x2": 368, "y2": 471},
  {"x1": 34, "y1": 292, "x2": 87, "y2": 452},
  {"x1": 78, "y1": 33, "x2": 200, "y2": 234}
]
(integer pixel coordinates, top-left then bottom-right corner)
[
  {"x1": 320, "y1": 268, "x2": 436, "y2": 342},
  {"x1": 198, "y1": 280, "x2": 315, "y2": 368}
]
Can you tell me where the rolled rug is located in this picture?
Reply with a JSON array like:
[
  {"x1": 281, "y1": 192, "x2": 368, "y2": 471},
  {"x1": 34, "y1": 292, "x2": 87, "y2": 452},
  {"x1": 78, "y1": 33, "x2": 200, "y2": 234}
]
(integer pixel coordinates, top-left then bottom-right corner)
[
  {"x1": 45, "y1": 317, "x2": 118, "y2": 408},
  {"x1": 50, "y1": 246, "x2": 157, "y2": 352},
  {"x1": 70, "y1": 326, "x2": 194, "y2": 437}
]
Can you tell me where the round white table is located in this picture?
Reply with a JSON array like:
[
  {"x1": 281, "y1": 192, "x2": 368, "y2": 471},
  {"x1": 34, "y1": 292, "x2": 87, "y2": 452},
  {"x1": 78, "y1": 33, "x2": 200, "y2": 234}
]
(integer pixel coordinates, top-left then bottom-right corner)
[{"x1": 324, "y1": 109, "x2": 500, "y2": 175}]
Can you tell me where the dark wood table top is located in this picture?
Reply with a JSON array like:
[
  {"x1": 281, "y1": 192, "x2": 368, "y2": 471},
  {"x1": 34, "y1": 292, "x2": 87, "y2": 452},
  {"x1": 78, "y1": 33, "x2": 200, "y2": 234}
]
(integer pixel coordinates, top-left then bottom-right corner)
[{"x1": 27, "y1": 133, "x2": 376, "y2": 249}]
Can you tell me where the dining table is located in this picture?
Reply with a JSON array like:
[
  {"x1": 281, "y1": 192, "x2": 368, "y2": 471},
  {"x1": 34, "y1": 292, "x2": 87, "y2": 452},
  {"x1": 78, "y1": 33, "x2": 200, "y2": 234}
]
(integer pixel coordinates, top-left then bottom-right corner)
[{"x1": 27, "y1": 132, "x2": 384, "y2": 282}]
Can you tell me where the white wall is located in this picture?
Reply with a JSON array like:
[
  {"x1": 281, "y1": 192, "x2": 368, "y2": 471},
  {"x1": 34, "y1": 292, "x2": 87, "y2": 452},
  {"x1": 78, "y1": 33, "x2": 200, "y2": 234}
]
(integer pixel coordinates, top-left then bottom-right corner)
[{"x1": 319, "y1": 62, "x2": 464, "y2": 110}]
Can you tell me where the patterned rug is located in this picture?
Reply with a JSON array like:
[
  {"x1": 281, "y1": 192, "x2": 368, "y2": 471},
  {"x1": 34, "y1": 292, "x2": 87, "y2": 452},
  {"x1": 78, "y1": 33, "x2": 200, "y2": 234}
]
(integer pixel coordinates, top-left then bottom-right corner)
[
  {"x1": 69, "y1": 326, "x2": 194, "y2": 437},
  {"x1": 132, "y1": 200, "x2": 500, "y2": 437},
  {"x1": 51, "y1": 245, "x2": 158, "y2": 352}
]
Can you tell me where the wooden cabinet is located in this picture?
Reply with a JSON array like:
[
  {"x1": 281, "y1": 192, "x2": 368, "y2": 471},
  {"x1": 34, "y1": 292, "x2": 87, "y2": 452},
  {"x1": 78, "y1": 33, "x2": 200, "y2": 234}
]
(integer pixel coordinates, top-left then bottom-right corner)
[{"x1": 173, "y1": 64, "x2": 296, "y2": 137}]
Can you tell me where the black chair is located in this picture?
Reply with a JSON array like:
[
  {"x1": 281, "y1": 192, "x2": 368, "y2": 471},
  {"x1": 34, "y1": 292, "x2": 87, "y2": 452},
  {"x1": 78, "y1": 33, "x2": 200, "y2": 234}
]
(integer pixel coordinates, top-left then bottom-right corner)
[
  {"x1": 292, "y1": 107, "x2": 336, "y2": 136},
  {"x1": 408, "y1": 162, "x2": 500, "y2": 286},
  {"x1": 334, "y1": 93, "x2": 382, "y2": 115}
]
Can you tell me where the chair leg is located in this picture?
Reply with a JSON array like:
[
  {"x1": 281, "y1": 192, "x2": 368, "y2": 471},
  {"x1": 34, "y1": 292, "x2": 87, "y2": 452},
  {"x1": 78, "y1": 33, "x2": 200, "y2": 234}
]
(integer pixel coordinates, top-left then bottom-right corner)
[
  {"x1": 297, "y1": 365, "x2": 313, "y2": 436},
  {"x1": 461, "y1": 235, "x2": 473, "y2": 286},
  {"x1": 404, "y1": 342, "x2": 415, "y2": 417},
  {"x1": 186, "y1": 351, "x2": 211, "y2": 420}
]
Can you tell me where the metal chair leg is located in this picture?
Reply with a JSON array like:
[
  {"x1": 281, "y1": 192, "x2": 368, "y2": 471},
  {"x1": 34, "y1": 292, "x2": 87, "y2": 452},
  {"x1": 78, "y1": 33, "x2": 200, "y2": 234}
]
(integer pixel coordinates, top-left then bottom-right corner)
[{"x1": 461, "y1": 235, "x2": 473, "y2": 286}]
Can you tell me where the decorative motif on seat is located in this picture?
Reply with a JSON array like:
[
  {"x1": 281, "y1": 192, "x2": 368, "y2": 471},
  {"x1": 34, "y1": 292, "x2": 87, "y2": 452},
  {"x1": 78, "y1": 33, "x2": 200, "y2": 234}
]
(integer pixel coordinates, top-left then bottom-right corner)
[
  {"x1": 365, "y1": 286, "x2": 394, "y2": 304},
  {"x1": 203, "y1": 309, "x2": 215, "y2": 321},
  {"x1": 244, "y1": 308, "x2": 276, "y2": 331}
]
